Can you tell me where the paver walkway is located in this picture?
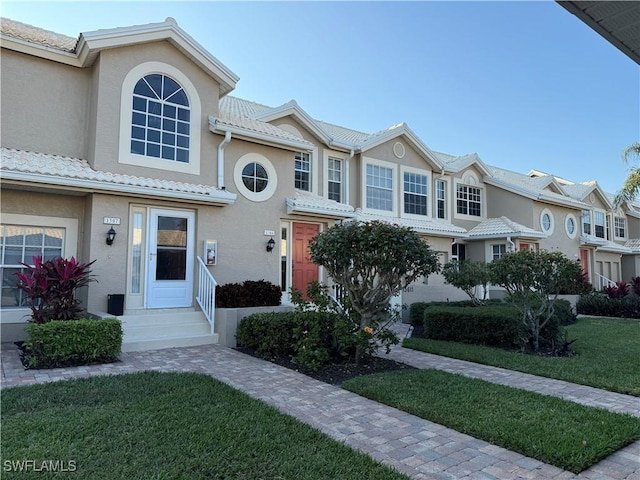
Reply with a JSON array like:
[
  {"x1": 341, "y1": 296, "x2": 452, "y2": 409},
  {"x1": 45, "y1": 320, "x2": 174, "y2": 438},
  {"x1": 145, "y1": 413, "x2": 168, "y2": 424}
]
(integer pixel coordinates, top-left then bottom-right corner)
[{"x1": 1, "y1": 337, "x2": 639, "y2": 480}]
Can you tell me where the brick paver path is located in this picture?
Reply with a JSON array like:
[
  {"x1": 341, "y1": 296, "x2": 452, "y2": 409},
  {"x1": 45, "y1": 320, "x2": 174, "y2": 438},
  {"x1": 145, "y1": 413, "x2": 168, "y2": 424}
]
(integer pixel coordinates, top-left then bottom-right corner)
[{"x1": 2, "y1": 337, "x2": 639, "y2": 480}]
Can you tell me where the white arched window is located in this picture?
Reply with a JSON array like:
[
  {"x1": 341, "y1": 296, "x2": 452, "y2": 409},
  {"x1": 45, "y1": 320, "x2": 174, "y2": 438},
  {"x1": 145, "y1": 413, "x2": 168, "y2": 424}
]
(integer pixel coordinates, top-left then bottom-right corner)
[{"x1": 119, "y1": 62, "x2": 201, "y2": 175}]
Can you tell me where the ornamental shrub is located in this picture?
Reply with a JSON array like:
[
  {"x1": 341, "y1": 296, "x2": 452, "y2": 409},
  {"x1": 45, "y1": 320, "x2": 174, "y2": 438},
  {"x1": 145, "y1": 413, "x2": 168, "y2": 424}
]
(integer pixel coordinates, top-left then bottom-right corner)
[
  {"x1": 409, "y1": 299, "x2": 505, "y2": 326},
  {"x1": 16, "y1": 256, "x2": 96, "y2": 323},
  {"x1": 604, "y1": 281, "x2": 629, "y2": 299},
  {"x1": 216, "y1": 280, "x2": 282, "y2": 308},
  {"x1": 577, "y1": 292, "x2": 640, "y2": 318},
  {"x1": 23, "y1": 318, "x2": 122, "y2": 369}
]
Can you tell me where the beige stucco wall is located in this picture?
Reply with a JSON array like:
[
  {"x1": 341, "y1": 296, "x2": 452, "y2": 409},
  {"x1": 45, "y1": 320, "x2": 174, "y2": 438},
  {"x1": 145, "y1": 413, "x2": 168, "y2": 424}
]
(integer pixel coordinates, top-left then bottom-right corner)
[
  {"x1": 485, "y1": 185, "x2": 533, "y2": 223},
  {"x1": 533, "y1": 203, "x2": 581, "y2": 257},
  {"x1": 88, "y1": 43, "x2": 222, "y2": 185},
  {"x1": 0, "y1": 50, "x2": 91, "y2": 158}
]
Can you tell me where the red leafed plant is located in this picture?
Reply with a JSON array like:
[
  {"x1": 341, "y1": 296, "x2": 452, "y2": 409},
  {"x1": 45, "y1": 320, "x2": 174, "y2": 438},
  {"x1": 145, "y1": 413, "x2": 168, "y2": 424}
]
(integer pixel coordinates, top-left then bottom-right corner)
[
  {"x1": 604, "y1": 281, "x2": 629, "y2": 300},
  {"x1": 16, "y1": 256, "x2": 97, "y2": 323}
]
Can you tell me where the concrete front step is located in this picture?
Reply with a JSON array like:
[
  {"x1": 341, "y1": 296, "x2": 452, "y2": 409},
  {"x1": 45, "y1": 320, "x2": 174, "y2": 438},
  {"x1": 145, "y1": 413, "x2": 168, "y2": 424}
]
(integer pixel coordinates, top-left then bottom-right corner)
[{"x1": 120, "y1": 310, "x2": 217, "y2": 352}]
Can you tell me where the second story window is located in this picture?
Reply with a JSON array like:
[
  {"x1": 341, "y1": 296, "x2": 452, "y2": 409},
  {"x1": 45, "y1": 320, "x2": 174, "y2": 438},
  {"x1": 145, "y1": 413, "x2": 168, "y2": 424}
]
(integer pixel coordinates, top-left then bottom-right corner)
[
  {"x1": 327, "y1": 157, "x2": 342, "y2": 202},
  {"x1": 615, "y1": 216, "x2": 626, "y2": 238},
  {"x1": 456, "y1": 185, "x2": 481, "y2": 217},
  {"x1": 594, "y1": 211, "x2": 605, "y2": 238},
  {"x1": 404, "y1": 172, "x2": 428, "y2": 216},
  {"x1": 295, "y1": 152, "x2": 311, "y2": 191},
  {"x1": 131, "y1": 74, "x2": 190, "y2": 163},
  {"x1": 366, "y1": 164, "x2": 393, "y2": 211},
  {"x1": 582, "y1": 210, "x2": 591, "y2": 235},
  {"x1": 435, "y1": 180, "x2": 447, "y2": 219}
]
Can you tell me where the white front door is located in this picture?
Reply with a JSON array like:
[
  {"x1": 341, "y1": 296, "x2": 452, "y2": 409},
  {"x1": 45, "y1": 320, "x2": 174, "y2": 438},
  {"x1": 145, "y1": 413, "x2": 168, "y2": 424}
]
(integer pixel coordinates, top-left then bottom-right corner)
[{"x1": 146, "y1": 208, "x2": 195, "y2": 308}]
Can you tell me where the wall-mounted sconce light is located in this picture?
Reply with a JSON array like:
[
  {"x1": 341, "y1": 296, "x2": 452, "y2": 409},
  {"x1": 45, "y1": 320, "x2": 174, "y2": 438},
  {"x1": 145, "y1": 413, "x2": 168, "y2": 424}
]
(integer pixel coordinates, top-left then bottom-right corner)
[
  {"x1": 266, "y1": 237, "x2": 275, "y2": 252},
  {"x1": 106, "y1": 227, "x2": 117, "y2": 246}
]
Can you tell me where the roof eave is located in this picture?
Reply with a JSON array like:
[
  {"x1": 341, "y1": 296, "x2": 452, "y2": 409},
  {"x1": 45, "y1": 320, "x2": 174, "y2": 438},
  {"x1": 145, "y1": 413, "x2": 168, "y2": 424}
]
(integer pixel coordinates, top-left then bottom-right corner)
[
  {"x1": 209, "y1": 117, "x2": 313, "y2": 152},
  {"x1": 1, "y1": 171, "x2": 237, "y2": 205},
  {"x1": 77, "y1": 20, "x2": 239, "y2": 95}
]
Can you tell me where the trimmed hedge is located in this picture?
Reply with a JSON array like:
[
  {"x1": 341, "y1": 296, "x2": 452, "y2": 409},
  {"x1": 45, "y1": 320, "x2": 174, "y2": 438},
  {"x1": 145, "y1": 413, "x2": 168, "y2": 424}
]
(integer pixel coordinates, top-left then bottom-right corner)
[
  {"x1": 423, "y1": 305, "x2": 524, "y2": 347},
  {"x1": 577, "y1": 293, "x2": 640, "y2": 319},
  {"x1": 409, "y1": 299, "x2": 504, "y2": 326},
  {"x1": 421, "y1": 301, "x2": 565, "y2": 349},
  {"x1": 216, "y1": 280, "x2": 282, "y2": 308},
  {"x1": 23, "y1": 318, "x2": 122, "y2": 369}
]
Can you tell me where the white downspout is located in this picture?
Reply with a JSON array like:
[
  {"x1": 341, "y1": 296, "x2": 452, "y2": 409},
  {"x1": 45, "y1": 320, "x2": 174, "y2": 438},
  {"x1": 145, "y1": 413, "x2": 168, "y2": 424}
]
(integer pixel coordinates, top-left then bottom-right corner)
[
  {"x1": 507, "y1": 236, "x2": 516, "y2": 252},
  {"x1": 217, "y1": 131, "x2": 231, "y2": 190}
]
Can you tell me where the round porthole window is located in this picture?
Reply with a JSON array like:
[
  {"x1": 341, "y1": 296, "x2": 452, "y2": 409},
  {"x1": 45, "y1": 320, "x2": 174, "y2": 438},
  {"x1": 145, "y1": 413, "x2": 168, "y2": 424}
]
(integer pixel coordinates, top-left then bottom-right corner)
[
  {"x1": 565, "y1": 213, "x2": 577, "y2": 239},
  {"x1": 241, "y1": 162, "x2": 268, "y2": 193},
  {"x1": 234, "y1": 153, "x2": 277, "y2": 202},
  {"x1": 540, "y1": 208, "x2": 554, "y2": 234}
]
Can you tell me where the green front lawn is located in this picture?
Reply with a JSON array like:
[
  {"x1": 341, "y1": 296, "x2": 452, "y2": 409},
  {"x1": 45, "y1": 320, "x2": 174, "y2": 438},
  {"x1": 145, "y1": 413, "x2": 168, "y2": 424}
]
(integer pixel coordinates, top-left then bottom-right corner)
[
  {"x1": 1, "y1": 372, "x2": 408, "y2": 480},
  {"x1": 343, "y1": 369, "x2": 640, "y2": 473},
  {"x1": 404, "y1": 316, "x2": 640, "y2": 396}
]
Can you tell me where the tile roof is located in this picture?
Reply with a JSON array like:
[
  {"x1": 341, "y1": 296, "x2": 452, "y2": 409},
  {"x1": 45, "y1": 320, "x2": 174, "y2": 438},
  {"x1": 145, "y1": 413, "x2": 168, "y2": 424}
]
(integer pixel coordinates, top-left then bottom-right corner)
[
  {"x1": 1, "y1": 147, "x2": 235, "y2": 204},
  {"x1": 286, "y1": 190, "x2": 355, "y2": 218},
  {"x1": 353, "y1": 211, "x2": 468, "y2": 237},
  {"x1": 624, "y1": 238, "x2": 640, "y2": 252},
  {"x1": 211, "y1": 113, "x2": 315, "y2": 148},
  {"x1": 596, "y1": 239, "x2": 633, "y2": 254},
  {"x1": 486, "y1": 165, "x2": 588, "y2": 208},
  {"x1": 467, "y1": 216, "x2": 546, "y2": 239},
  {"x1": 0, "y1": 17, "x2": 77, "y2": 52}
]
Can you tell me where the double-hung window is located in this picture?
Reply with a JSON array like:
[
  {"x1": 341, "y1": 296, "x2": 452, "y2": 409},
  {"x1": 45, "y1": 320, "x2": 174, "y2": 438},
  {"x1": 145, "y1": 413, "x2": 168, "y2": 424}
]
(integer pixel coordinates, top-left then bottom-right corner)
[
  {"x1": 1, "y1": 225, "x2": 64, "y2": 308},
  {"x1": 492, "y1": 244, "x2": 507, "y2": 260},
  {"x1": 366, "y1": 164, "x2": 393, "y2": 211},
  {"x1": 327, "y1": 157, "x2": 342, "y2": 202},
  {"x1": 594, "y1": 211, "x2": 605, "y2": 238},
  {"x1": 131, "y1": 74, "x2": 190, "y2": 163},
  {"x1": 295, "y1": 152, "x2": 311, "y2": 191},
  {"x1": 615, "y1": 216, "x2": 626, "y2": 238},
  {"x1": 456, "y1": 185, "x2": 481, "y2": 217},
  {"x1": 435, "y1": 180, "x2": 447, "y2": 219},
  {"x1": 403, "y1": 172, "x2": 428, "y2": 216},
  {"x1": 582, "y1": 210, "x2": 591, "y2": 235}
]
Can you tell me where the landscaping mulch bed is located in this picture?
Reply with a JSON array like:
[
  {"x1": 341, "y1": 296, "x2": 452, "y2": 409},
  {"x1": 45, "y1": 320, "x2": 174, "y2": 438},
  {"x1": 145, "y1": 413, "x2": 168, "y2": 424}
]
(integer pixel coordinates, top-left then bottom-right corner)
[{"x1": 235, "y1": 347, "x2": 415, "y2": 385}]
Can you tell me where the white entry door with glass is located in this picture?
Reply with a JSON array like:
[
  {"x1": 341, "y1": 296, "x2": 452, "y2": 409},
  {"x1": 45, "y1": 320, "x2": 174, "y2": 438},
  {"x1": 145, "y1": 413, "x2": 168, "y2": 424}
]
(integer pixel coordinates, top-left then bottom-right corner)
[{"x1": 146, "y1": 209, "x2": 195, "y2": 308}]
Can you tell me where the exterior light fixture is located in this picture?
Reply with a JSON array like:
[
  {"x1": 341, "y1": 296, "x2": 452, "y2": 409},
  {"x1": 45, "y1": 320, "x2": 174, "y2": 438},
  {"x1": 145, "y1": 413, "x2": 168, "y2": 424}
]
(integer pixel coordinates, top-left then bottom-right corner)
[
  {"x1": 266, "y1": 237, "x2": 275, "y2": 252},
  {"x1": 106, "y1": 227, "x2": 117, "y2": 246}
]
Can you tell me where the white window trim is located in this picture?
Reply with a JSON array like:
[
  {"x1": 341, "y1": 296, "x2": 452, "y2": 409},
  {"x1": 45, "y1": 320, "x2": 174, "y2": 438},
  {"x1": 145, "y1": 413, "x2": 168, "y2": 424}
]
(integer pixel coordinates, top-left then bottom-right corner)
[
  {"x1": 593, "y1": 209, "x2": 606, "y2": 239},
  {"x1": 400, "y1": 165, "x2": 431, "y2": 220},
  {"x1": 581, "y1": 209, "x2": 592, "y2": 235},
  {"x1": 1, "y1": 214, "x2": 78, "y2": 323},
  {"x1": 489, "y1": 243, "x2": 507, "y2": 261},
  {"x1": 453, "y1": 171, "x2": 485, "y2": 221},
  {"x1": 233, "y1": 153, "x2": 278, "y2": 202},
  {"x1": 539, "y1": 208, "x2": 555, "y2": 235},
  {"x1": 362, "y1": 156, "x2": 397, "y2": 215},
  {"x1": 565, "y1": 213, "x2": 578, "y2": 239},
  {"x1": 119, "y1": 62, "x2": 201, "y2": 175},
  {"x1": 323, "y1": 150, "x2": 349, "y2": 204},
  {"x1": 614, "y1": 215, "x2": 627, "y2": 240}
]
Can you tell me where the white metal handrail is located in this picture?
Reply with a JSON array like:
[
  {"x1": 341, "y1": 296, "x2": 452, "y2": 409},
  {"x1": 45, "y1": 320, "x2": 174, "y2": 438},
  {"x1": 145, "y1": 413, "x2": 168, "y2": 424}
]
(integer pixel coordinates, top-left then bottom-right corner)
[
  {"x1": 595, "y1": 272, "x2": 617, "y2": 290},
  {"x1": 196, "y1": 256, "x2": 217, "y2": 335}
]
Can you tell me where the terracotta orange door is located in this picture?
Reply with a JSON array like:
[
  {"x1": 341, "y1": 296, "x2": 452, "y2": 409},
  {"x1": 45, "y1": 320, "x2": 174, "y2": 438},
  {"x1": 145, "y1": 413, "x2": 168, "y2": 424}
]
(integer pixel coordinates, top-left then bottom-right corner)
[
  {"x1": 292, "y1": 222, "x2": 320, "y2": 297},
  {"x1": 580, "y1": 249, "x2": 590, "y2": 279}
]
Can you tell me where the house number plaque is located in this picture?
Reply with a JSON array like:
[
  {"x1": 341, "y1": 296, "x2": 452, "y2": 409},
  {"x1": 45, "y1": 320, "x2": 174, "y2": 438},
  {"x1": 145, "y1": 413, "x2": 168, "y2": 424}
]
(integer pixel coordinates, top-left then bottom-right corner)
[{"x1": 103, "y1": 217, "x2": 121, "y2": 225}]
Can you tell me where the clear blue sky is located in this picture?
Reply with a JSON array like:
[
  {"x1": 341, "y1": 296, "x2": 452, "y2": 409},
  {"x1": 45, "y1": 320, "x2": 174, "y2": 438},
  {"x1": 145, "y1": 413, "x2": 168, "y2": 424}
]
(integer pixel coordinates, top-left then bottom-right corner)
[{"x1": 2, "y1": 1, "x2": 638, "y2": 194}]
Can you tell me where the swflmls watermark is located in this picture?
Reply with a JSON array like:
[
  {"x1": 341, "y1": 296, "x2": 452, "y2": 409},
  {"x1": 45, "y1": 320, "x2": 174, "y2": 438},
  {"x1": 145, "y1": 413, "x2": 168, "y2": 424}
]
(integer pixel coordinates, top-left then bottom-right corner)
[{"x1": 3, "y1": 460, "x2": 77, "y2": 473}]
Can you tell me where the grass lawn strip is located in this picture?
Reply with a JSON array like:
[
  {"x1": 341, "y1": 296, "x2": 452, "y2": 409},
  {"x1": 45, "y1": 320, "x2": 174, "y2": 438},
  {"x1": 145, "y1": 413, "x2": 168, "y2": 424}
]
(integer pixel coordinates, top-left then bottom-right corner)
[
  {"x1": 2, "y1": 372, "x2": 409, "y2": 480},
  {"x1": 404, "y1": 316, "x2": 640, "y2": 396},
  {"x1": 343, "y1": 368, "x2": 640, "y2": 473}
]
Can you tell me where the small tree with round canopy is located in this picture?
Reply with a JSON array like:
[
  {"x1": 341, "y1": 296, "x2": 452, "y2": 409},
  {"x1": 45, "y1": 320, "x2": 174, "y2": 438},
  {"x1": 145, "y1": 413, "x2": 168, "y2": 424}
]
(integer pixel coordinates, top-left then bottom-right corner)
[{"x1": 309, "y1": 220, "x2": 440, "y2": 363}]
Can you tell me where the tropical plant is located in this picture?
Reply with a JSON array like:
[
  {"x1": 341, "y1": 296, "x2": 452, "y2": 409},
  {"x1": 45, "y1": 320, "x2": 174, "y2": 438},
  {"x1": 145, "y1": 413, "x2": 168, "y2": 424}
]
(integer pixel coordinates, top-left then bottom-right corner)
[
  {"x1": 441, "y1": 260, "x2": 491, "y2": 304},
  {"x1": 15, "y1": 256, "x2": 96, "y2": 323},
  {"x1": 309, "y1": 221, "x2": 440, "y2": 363},
  {"x1": 613, "y1": 142, "x2": 640, "y2": 207},
  {"x1": 604, "y1": 281, "x2": 629, "y2": 299},
  {"x1": 488, "y1": 249, "x2": 582, "y2": 352}
]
